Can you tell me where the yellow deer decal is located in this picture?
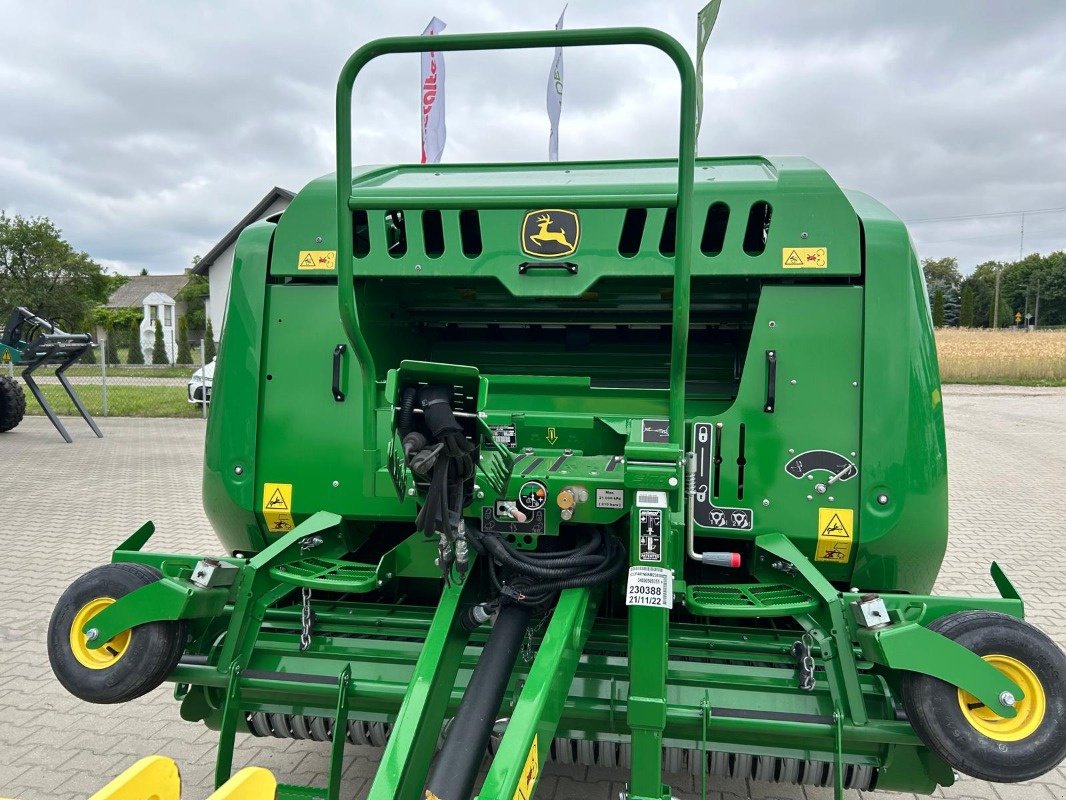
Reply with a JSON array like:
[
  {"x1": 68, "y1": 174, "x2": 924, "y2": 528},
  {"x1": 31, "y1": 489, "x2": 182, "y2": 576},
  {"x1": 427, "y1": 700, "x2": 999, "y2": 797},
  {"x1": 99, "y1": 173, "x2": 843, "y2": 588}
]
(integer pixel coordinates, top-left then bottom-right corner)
[{"x1": 528, "y1": 214, "x2": 574, "y2": 249}]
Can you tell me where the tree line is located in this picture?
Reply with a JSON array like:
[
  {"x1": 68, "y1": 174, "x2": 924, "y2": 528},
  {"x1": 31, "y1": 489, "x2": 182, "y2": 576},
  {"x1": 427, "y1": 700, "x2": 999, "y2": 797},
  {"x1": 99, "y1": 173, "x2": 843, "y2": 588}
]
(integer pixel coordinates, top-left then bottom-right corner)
[
  {"x1": 923, "y1": 252, "x2": 1066, "y2": 329},
  {"x1": 1, "y1": 212, "x2": 215, "y2": 365}
]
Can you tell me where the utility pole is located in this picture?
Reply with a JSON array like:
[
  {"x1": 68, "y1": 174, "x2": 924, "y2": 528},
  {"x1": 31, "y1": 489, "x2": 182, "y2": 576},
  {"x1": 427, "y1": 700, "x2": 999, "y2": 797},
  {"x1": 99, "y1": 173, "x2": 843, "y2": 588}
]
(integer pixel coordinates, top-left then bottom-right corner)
[
  {"x1": 1019, "y1": 211, "x2": 1026, "y2": 260},
  {"x1": 1034, "y1": 277, "x2": 1040, "y2": 329},
  {"x1": 993, "y1": 266, "x2": 1001, "y2": 329}
]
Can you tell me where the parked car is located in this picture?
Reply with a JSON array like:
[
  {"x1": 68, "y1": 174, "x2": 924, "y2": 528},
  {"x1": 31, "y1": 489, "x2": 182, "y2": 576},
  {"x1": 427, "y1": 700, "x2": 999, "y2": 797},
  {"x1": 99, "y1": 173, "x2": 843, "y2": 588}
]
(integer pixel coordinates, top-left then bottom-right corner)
[{"x1": 188, "y1": 359, "x2": 215, "y2": 405}]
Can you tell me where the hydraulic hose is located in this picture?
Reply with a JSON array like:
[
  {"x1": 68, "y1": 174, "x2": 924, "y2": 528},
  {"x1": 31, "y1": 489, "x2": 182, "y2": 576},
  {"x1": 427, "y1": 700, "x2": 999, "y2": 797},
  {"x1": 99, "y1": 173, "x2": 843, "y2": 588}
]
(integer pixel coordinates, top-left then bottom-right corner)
[{"x1": 424, "y1": 603, "x2": 532, "y2": 800}]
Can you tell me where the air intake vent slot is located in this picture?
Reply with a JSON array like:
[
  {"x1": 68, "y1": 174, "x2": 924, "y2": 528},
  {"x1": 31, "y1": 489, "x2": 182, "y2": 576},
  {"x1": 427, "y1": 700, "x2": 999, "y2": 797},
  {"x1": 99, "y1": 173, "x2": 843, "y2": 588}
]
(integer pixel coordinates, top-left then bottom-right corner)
[
  {"x1": 422, "y1": 210, "x2": 444, "y2": 258},
  {"x1": 385, "y1": 210, "x2": 407, "y2": 258},
  {"x1": 701, "y1": 202, "x2": 730, "y2": 256},
  {"x1": 352, "y1": 210, "x2": 370, "y2": 258},
  {"x1": 659, "y1": 208, "x2": 678, "y2": 256},
  {"x1": 618, "y1": 208, "x2": 647, "y2": 257},
  {"x1": 459, "y1": 209, "x2": 483, "y2": 258},
  {"x1": 743, "y1": 201, "x2": 772, "y2": 256}
]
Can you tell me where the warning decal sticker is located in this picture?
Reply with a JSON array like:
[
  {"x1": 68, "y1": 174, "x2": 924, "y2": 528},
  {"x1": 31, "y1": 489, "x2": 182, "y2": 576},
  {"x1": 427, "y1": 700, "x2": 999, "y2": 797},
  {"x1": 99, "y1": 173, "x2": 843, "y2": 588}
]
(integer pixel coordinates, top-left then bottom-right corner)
[
  {"x1": 782, "y1": 247, "x2": 828, "y2": 269},
  {"x1": 262, "y1": 482, "x2": 295, "y2": 533},
  {"x1": 512, "y1": 735, "x2": 539, "y2": 800},
  {"x1": 297, "y1": 250, "x2": 337, "y2": 271},
  {"x1": 814, "y1": 507, "x2": 853, "y2": 563}
]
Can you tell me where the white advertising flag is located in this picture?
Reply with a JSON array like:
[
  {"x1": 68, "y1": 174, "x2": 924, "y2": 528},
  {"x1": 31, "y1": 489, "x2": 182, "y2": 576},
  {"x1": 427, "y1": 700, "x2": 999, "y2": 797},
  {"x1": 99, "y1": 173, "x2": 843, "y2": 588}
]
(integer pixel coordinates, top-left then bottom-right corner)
[
  {"x1": 695, "y1": 0, "x2": 722, "y2": 141},
  {"x1": 420, "y1": 16, "x2": 447, "y2": 164},
  {"x1": 546, "y1": 5, "x2": 566, "y2": 161}
]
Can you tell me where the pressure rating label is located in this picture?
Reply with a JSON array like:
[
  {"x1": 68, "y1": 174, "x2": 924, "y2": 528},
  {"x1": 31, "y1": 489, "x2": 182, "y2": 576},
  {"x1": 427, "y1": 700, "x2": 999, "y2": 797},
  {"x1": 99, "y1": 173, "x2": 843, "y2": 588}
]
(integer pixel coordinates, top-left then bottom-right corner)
[{"x1": 625, "y1": 566, "x2": 674, "y2": 609}]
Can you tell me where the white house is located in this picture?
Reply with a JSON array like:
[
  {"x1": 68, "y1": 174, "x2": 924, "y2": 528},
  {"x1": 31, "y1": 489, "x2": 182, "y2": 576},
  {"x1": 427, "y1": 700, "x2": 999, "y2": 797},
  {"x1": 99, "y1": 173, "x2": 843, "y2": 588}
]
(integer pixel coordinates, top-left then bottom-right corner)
[
  {"x1": 138, "y1": 290, "x2": 177, "y2": 362},
  {"x1": 193, "y1": 187, "x2": 294, "y2": 339}
]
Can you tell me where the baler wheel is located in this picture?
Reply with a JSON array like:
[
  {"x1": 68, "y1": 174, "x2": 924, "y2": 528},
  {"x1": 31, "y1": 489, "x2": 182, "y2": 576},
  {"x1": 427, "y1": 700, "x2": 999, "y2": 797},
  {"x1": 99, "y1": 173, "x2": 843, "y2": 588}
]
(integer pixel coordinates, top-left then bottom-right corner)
[
  {"x1": 0, "y1": 374, "x2": 25, "y2": 433},
  {"x1": 47, "y1": 563, "x2": 187, "y2": 704},
  {"x1": 901, "y1": 610, "x2": 1066, "y2": 782}
]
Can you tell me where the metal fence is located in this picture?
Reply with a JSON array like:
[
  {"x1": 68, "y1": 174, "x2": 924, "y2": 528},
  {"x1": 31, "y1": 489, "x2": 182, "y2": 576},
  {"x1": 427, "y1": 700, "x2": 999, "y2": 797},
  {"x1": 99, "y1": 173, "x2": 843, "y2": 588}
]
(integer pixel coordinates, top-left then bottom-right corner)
[{"x1": 9, "y1": 337, "x2": 210, "y2": 420}]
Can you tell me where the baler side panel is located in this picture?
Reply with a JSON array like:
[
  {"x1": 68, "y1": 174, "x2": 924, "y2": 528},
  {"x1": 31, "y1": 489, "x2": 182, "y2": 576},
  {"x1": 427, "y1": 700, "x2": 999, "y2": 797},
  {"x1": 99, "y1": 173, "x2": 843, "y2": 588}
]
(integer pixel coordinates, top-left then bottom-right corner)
[
  {"x1": 849, "y1": 190, "x2": 948, "y2": 594},
  {"x1": 203, "y1": 221, "x2": 276, "y2": 555}
]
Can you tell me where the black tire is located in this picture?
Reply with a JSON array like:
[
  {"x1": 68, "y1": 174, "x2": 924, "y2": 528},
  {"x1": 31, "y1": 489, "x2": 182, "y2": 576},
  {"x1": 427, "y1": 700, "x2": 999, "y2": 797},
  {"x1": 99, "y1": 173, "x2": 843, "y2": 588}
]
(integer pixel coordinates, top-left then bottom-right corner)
[
  {"x1": 47, "y1": 563, "x2": 188, "y2": 704},
  {"x1": 0, "y1": 374, "x2": 25, "y2": 432},
  {"x1": 901, "y1": 610, "x2": 1066, "y2": 782}
]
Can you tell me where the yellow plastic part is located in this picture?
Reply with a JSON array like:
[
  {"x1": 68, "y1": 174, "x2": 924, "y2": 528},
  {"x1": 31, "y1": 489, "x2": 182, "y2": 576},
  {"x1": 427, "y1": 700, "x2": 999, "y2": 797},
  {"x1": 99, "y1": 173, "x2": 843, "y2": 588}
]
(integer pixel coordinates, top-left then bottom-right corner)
[
  {"x1": 958, "y1": 653, "x2": 1047, "y2": 742},
  {"x1": 70, "y1": 597, "x2": 131, "y2": 670},
  {"x1": 206, "y1": 768, "x2": 278, "y2": 799},
  {"x1": 88, "y1": 755, "x2": 180, "y2": 800}
]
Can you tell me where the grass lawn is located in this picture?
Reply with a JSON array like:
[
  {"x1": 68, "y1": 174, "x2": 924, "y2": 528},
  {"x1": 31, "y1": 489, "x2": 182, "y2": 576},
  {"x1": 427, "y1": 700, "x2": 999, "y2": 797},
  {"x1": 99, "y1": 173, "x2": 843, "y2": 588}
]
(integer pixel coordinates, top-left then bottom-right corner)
[{"x1": 24, "y1": 384, "x2": 203, "y2": 419}]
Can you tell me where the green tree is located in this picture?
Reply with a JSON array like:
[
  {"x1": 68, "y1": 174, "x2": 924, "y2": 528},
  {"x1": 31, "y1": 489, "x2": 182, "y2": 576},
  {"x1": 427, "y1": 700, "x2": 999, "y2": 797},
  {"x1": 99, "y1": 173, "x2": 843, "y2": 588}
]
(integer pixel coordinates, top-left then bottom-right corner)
[
  {"x1": 105, "y1": 331, "x2": 119, "y2": 365},
  {"x1": 126, "y1": 321, "x2": 145, "y2": 364},
  {"x1": 921, "y1": 257, "x2": 961, "y2": 295},
  {"x1": 932, "y1": 289, "x2": 945, "y2": 328},
  {"x1": 204, "y1": 318, "x2": 217, "y2": 362},
  {"x1": 0, "y1": 212, "x2": 110, "y2": 326},
  {"x1": 151, "y1": 319, "x2": 169, "y2": 364},
  {"x1": 960, "y1": 284, "x2": 975, "y2": 327},
  {"x1": 176, "y1": 316, "x2": 192, "y2": 364},
  {"x1": 176, "y1": 269, "x2": 208, "y2": 333}
]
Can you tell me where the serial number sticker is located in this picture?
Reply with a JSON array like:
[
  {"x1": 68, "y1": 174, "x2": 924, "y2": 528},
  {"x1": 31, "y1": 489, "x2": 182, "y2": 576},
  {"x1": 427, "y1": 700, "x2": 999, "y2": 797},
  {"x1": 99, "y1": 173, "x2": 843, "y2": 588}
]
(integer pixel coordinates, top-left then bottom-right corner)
[
  {"x1": 625, "y1": 566, "x2": 674, "y2": 609},
  {"x1": 636, "y1": 490, "x2": 668, "y2": 508},
  {"x1": 596, "y1": 488, "x2": 624, "y2": 509}
]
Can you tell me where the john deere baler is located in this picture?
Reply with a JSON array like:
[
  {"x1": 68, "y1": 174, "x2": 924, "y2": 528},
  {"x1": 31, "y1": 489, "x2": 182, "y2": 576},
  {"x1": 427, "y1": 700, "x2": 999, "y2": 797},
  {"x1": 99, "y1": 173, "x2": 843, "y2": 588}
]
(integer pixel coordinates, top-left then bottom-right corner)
[{"x1": 47, "y1": 27, "x2": 1066, "y2": 800}]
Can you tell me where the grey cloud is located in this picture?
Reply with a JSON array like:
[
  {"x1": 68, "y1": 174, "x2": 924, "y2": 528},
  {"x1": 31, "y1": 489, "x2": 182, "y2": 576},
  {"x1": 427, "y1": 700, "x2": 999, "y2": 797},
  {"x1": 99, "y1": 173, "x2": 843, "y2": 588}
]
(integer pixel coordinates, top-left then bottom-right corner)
[{"x1": 1, "y1": 0, "x2": 1064, "y2": 273}]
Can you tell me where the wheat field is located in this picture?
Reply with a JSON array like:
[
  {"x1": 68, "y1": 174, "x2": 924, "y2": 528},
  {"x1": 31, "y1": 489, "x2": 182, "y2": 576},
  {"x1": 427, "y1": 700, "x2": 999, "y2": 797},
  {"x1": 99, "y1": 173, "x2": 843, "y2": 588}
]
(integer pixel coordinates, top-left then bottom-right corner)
[{"x1": 935, "y1": 328, "x2": 1066, "y2": 385}]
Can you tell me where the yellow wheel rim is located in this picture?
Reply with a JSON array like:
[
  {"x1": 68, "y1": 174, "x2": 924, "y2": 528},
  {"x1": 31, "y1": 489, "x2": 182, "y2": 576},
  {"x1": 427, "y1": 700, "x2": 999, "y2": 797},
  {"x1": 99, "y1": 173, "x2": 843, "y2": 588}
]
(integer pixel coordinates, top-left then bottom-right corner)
[
  {"x1": 958, "y1": 654, "x2": 1046, "y2": 742},
  {"x1": 69, "y1": 597, "x2": 130, "y2": 670}
]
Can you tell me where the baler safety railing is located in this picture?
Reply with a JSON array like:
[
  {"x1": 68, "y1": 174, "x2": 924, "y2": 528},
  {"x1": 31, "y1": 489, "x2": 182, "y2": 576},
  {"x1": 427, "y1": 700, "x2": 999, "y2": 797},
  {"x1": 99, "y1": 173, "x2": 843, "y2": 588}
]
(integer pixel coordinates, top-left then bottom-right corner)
[{"x1": 334, "y1": 27, "x2": 698, "y2": 453}]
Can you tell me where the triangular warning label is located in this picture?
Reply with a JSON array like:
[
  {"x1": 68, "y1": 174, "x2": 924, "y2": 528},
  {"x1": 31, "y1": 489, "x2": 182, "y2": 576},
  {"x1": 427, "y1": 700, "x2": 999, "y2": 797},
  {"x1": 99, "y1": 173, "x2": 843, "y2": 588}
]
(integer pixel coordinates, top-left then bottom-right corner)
[
  {"x1": 299, "y1": 253, "x2": 316, "y2": 268},
  {"x1": 784, "y1": 249, "x2": 803, "y2": 266},
  {"x1": 821, "y1": 513, "x2": 850, "y2": 538},
  {"x1": 266, "y1": 488, "x2": 289, "y2": 510}
]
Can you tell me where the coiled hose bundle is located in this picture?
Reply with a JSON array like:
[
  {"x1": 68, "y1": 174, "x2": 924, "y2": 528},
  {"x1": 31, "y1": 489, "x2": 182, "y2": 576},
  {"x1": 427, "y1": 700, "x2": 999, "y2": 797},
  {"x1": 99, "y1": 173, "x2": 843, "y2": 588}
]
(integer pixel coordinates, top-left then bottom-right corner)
[{"x1": 467, "y1": 523, "x2": 626, "y2": 611}]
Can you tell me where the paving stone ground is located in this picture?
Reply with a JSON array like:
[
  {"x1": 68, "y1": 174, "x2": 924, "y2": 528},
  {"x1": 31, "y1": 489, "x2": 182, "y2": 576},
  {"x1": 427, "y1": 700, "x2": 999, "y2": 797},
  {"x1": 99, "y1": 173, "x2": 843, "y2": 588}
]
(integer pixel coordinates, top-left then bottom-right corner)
[{"x1": 2, "y1": 386, "x2": 1065, "y2": 799}]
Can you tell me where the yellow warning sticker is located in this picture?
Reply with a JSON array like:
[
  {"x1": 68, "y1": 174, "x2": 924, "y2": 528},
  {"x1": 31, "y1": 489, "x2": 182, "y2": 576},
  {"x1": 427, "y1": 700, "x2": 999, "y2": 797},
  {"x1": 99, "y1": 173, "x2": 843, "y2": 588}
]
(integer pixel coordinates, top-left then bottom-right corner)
[
  {"x1": 512, "y1": 735, "x2": 539, "y2": 800},
  {"x1": 1, "y1": 350, "x2": 10, "y2": 363},
  {"x1": 297, "y1": 250, "x2": 336, "y2": 271},
  {"x1": 815, "y1": 507, "x2": 853, "y2": 563},
  {"x1": 262, "y1": 482, "x2": 295, "y2": 533},
  {"x1": 782, "y1": 247, "x2": 828, "y2": 269}
]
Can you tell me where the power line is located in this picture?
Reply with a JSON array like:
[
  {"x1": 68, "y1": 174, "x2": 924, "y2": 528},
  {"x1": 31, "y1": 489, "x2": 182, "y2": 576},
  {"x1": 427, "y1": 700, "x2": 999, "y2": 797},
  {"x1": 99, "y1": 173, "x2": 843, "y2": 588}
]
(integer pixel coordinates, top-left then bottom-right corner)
[{"x1": 904, "y1": 206, "x2": 1066, "y2": 224}]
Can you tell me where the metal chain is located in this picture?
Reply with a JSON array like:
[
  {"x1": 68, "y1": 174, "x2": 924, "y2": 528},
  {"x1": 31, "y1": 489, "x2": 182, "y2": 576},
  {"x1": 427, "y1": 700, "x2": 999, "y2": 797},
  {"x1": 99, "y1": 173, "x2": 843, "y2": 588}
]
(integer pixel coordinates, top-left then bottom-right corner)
[
  {"x1": 300, "y1": 586, "x2": 314, "y2": 651},
  {"x1": 792, "y1": 632, "x2": 817, "y2": 691},
  {"x1": 521, "y1": 611, "x2": 552, "y2": 663}
]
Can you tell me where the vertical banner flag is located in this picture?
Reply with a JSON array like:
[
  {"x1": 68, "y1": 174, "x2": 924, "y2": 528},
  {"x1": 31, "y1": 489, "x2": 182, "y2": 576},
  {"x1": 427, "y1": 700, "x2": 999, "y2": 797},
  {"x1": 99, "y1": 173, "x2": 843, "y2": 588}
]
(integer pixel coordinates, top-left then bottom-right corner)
[
  {"x1": 421, "y1": 16, "x2": 447, "y2": 164},
  {"x1": 546, "y1": 5, "x2": 567, "y2": 161},
  {"x1": 695, "y1": 0, "x2": 722, "y2": 142}
]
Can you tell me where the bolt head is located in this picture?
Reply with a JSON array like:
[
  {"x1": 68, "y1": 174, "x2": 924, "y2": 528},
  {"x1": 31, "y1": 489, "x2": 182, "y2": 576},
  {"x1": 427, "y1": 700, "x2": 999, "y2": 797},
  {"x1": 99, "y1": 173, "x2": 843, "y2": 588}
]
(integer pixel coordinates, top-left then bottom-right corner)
[
  {"x1": 877, "y1": 494, "x2": 889, "y2": 505},
  {"x1": 332, "y1": 480, "x2": 340, "y2": 488},
  {"x1": 762, "y1": 499, "x2": 770, "y2": 507},
  {"x1": 1000, "y1": 691, "x2": 1016, "y2": 707},
  {"x1": 233, "y1": 465, "x2": 244, "y2": 476},
  {"x1": 815, "y1": 483, "x2": 827, "y2": 494},
  {"x1": 86, "y1": 628, "x2": 99, "y2": 641},
  {"x1": 407, "y1": 487, "x2": 416, "y2": 496},
  {"x1": 668, "y1": 476, "x2": 678, "y2": 487}
]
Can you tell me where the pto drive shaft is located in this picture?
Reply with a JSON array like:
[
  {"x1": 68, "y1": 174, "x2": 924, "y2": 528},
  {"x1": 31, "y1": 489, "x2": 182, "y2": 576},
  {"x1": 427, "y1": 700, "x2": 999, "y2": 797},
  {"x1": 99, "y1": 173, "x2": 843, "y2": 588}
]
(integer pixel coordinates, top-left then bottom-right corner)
[{"x1": 425, "y1": 604, "x2": 532, "y2": 800}]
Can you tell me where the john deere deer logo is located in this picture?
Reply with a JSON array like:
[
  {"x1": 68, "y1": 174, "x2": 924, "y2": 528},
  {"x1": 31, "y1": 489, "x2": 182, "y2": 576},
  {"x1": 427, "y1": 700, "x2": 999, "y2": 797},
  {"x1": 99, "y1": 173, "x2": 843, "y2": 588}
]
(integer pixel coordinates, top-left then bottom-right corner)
[{"x1": 521, "y1": 209, "x2": 579, "y2": 258}]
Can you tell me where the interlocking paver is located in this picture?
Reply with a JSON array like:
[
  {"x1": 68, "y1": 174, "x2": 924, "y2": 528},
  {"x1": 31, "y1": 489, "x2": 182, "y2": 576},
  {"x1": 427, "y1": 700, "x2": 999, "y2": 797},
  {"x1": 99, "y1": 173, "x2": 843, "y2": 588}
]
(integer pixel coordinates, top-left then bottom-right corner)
[{"x1": 2, "y1": 386, "x2": 1065, "y2": 799}]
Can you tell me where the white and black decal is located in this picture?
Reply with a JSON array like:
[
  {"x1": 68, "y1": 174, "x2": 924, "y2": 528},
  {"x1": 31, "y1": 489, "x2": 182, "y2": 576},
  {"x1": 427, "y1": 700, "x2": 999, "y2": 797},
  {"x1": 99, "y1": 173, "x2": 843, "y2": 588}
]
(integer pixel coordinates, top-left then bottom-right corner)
[
  {"x1": 692, "y1": 422, "x2": 754, "y2": 531},
  {"x1": 641, "y1": 418, "x2": 670, "y2": 443},
  {"x1": 490, "y1": 425, "x2": 517, "y2": 449},
  {"x1": 784, "y1": 450, "x2": 856, "y2": 481},
  {"x1": 638, "y1": 509, "x2": 663, "y2": 562}
]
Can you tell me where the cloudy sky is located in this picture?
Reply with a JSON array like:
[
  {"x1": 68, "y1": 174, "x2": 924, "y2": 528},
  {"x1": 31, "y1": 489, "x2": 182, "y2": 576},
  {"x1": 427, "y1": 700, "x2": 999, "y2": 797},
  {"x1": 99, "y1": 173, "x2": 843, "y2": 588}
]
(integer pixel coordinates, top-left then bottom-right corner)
[{"x1": 1, "y1": 1, "x2": 1064, "y2": 276}]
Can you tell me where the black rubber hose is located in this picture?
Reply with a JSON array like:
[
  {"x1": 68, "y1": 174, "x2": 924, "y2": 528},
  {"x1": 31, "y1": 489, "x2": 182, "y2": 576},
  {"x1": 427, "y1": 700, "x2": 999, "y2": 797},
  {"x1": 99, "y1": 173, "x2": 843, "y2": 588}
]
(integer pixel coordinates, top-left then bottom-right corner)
[
  {"x1": 397, "y1": 386, "x2": 417, "y2": 437},
  {"x1": 424, "y1": 603, "x2": 532, "y2": 800}
]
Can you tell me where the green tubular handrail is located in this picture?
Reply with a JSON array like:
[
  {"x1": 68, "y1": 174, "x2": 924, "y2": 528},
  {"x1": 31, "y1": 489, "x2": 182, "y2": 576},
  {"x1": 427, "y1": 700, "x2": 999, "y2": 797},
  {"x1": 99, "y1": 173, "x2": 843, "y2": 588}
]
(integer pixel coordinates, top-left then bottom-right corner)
[{"x1": 334, "y1": 27, "x2": 698, "y2": 451}]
